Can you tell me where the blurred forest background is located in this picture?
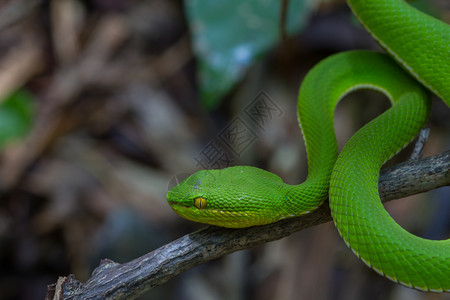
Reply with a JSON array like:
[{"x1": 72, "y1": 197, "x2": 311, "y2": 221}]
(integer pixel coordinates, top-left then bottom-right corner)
[{"x1": 0, "y1": 0, "x2": 449, "y2": 299}]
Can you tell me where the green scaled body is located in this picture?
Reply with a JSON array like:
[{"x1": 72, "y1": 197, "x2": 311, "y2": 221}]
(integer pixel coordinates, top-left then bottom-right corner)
[
  {"x1": 329, "y1": 0, "x2": 450, "y2": 292},
  {"x1": 168, "y1": 0, "x2": 450, "y2": 292},
  {"x1": 347, "y1": 0, "x2": 450, "y2": 103}
]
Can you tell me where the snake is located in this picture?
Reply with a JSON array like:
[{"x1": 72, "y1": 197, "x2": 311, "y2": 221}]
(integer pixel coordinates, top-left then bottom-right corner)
[{"x1": 167, "y1": 0, "x2": 450, "y2": 292}]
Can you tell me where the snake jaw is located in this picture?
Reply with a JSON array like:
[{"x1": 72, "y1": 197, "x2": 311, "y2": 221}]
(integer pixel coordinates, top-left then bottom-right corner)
[
  {"x1": 167, "y1": 193, "x2": 255, "y2": 228},
  {"x1": 167, "y1": 190, "x2": 267, "y2": 228}
]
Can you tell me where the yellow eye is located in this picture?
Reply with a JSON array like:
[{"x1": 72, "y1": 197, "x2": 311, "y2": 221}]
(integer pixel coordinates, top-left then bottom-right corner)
[{"x1": 193, "y1": 197, "x2": 207, "y2": 209}]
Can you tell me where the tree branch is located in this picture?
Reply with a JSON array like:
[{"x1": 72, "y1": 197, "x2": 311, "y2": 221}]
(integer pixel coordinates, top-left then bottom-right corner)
[{"x1": 47, "y1": 150, "x2": 450, "y2": 300}]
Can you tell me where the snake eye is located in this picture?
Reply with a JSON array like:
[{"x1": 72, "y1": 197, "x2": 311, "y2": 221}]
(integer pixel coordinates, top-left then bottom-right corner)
[{"x1": 193, "y1": 197, "x2": 207, "y2": 209}]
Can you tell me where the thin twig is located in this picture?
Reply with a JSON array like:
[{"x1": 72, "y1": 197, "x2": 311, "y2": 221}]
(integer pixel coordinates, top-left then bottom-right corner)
[
  {"x1": 410, "y1": 128, "x2": 430, "y2": 160},
  {"x1": 47, "y1": 150, "x2": 450, "y2": 300},
  {"x1": 279, "y1": 0, "x2": 293, "y2": 64},
  {"x1": 280, "y1": 0, "x2": 289, "y2": 46}
]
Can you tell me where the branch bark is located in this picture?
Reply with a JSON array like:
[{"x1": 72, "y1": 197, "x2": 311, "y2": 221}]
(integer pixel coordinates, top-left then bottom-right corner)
[{"x1": 47, "y1": 150, "x2": 450, "y2": 300}]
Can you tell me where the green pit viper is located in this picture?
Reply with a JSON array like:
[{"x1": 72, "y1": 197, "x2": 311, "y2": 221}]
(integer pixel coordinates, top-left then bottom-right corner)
[{"x1": 167, "y1": 0, "x2": 450, "y2": 292}]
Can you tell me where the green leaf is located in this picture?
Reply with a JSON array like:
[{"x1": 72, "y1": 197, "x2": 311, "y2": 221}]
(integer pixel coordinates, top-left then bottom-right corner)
[
  {"x1": 185, "y1": 0, "x2": 313, "y2": 110},
  {"x1": 0, "y1": 90, "x2": 35, "y2": 148}
]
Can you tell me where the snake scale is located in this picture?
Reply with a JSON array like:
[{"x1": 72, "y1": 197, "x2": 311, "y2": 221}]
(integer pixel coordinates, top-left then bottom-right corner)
[{"x1": 167, "y1": 0, "x2": 450, "y2": 292}]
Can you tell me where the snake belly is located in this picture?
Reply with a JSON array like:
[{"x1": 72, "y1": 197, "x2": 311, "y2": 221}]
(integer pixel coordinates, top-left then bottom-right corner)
[{"x1": 167, "y1": 0, "x2": 450, "y2": 292}]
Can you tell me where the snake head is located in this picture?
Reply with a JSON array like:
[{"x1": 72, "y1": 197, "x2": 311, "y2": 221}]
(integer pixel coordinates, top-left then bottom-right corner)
[{"x1": 167, "y1": 166, "x2": 286, "y2": 228}]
